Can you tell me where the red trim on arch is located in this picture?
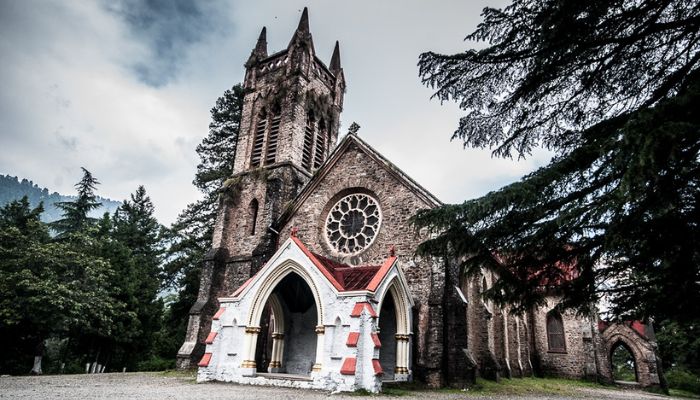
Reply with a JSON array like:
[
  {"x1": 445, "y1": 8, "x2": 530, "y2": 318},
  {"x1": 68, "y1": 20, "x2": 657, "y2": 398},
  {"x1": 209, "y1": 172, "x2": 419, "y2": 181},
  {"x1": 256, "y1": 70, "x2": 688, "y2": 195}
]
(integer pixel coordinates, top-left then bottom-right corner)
[
  {"x1": 205, "y1": 332, "x2": 217, "y2": 344},
  {"x1": 198, "y1": 353, "x2": 212, "y2": 367},
  {"x1": 291, "y1": 236, "x2": 345, "y2": 291},
  {"x1": 212, "y1": 307, "x2": 226, "y2": 320},
  {"x1": 366, "y1": 256, "x2": 397, "y2": 292},
  {"x1": 232, "y1": 277, "x2": 254, "y2": 297}
]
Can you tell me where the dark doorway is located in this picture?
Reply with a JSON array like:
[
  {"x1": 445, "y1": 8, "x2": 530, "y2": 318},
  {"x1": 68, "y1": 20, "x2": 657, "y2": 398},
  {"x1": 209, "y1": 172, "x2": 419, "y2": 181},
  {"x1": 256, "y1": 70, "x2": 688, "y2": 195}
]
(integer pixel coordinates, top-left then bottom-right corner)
[{"x1": 379, "y1": 293, "x2": 398, "y2": 381}]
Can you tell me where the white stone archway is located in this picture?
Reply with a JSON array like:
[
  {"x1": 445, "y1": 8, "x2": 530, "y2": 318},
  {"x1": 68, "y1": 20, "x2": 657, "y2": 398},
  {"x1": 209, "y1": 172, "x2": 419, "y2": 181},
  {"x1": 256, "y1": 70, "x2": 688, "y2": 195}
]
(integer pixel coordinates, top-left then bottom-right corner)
[
  {"x1": 241, "y1": 261, "x2": 325, "y2": 376},
  {"x1": 376, "y1": 277, "x2": 412, "y2": 381}
]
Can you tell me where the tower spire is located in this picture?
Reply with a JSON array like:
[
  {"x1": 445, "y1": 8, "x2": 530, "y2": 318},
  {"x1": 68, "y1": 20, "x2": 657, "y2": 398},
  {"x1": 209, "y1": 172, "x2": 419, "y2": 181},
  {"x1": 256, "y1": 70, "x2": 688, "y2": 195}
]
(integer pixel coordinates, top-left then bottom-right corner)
[
  {"x1": 297, "y1": 7, "x2": 309, "y2": 33},
  {"x1": 287, "y1": 7, "x2": 314, "y2": 51},
  {"x1": 329, "y1": 41, "x2": 341, "y2": 72},
  {"x1": 246, "y1": 26, "x2": 268, "y2": 67},
  {"x1": 254, "y1": 27, "x2": 268, "y2": 58}
]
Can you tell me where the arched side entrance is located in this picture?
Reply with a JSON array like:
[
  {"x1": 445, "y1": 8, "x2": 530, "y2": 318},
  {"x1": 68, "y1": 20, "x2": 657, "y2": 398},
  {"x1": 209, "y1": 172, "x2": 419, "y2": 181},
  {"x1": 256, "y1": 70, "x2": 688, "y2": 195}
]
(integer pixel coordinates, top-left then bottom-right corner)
[
  {"x1": 610, "y1": 341, "x2": 638, "y2": 383},
  {"x1": 377, "y1": 280, "x2": 411, "y2": 380},
  {"x1": 600, "y1": 323, "x2": 662, "y2": 387},
  {"x1": 240, "y1": 262, "x2": 325, "y2": 377}
]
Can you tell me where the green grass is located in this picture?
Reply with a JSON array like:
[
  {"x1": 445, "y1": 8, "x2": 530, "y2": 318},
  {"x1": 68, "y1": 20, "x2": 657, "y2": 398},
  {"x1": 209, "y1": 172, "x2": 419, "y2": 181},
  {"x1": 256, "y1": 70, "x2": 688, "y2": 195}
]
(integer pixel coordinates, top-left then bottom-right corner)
[
  {"x1": 364, "y1": 377, "x2": 608, "y2": 397},
  {"x1": 159, "y1": 369, "x2": 197, "y2": 380},
  {"x1": 668, "y1": 388, "x2": 700, "y2": 399}
]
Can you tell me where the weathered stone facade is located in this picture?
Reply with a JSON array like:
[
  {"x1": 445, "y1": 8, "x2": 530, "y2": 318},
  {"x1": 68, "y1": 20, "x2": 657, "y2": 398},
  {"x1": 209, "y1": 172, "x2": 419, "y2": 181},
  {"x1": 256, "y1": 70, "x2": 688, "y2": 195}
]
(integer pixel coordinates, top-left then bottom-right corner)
[{"x1": 179, "y1": 7, "x2": 664, "y2": 392}]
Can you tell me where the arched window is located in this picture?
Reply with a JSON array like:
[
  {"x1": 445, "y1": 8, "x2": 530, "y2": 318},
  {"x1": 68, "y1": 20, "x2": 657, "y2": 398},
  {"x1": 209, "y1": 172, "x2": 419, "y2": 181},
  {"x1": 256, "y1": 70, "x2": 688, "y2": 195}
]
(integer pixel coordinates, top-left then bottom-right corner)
[
  {"x1": 265, "y1": 108, "x2": 281, "y2": 165},
  {"x1": 546, "y1": 311, "x2": 566, "y2": 352},
  {"x1": 251, "y1": 112, "x2": 267, "y2": 167},
  {"x1": 330, "y1": 317, "x2": 342, "y2": 358},
  {"x1": 302, "y1": 111, "x2": 315, "y2": 171},
  {"x1": 313, "y1": 119, "x2": 326, "y2": 169},
  {"x1": 249, "y1": 199, "x2": 259, "y2": 235}
]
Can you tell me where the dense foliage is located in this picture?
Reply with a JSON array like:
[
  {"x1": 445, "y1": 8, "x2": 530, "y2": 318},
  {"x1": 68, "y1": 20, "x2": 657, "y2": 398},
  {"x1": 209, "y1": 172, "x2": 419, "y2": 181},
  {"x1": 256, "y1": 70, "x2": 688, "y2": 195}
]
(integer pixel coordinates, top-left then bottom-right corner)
[
  {"x1": 0, "y1": 169, "x2": 167, "y2": 374},
  {"x1": 415, "y1": 0, "x2": 700, "y2": 322}
]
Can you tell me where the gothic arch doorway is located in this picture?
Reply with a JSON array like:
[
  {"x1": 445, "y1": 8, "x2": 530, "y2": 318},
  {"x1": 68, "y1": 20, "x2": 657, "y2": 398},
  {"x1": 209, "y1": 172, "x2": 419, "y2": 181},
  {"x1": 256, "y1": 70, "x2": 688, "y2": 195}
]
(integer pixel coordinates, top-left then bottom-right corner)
[
  {"x1": 243, "y1": 263, "x2": 324, "y2": 377},
  {"x1": 254, "y1": 272, "x2": 319, "y2": 375},
  {"x1": 611, "y1": 341, "x2": 638, "y2": 383},
  {"x1": 377, "y1": 281, "x2": 411, "y2": 380},
  {"x1": 378, "y1": 290, "x2": 398, "y2": 380}
]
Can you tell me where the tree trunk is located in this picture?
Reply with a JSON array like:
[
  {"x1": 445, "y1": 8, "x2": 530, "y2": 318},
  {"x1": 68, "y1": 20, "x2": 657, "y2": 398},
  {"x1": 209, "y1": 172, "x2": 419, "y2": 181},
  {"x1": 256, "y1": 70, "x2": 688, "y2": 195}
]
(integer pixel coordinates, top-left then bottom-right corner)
[{"x1": 30, "y1": 339, "x2": 44, "y2": 375}]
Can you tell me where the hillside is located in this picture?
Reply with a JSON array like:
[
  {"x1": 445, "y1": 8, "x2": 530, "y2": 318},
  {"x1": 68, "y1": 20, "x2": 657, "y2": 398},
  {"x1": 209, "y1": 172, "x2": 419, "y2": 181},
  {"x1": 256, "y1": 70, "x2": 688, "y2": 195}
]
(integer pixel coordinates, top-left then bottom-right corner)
[{"x1": 0, "y1": 174, "x2": 121, "y2": 222}]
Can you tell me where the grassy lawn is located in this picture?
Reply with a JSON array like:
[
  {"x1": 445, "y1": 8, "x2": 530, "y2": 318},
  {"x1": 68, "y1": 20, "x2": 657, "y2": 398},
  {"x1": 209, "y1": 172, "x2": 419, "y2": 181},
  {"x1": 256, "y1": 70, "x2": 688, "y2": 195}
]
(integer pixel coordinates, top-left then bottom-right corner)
[{"x1": 379, "y1": 377, "x2": 607, "y2": 397}]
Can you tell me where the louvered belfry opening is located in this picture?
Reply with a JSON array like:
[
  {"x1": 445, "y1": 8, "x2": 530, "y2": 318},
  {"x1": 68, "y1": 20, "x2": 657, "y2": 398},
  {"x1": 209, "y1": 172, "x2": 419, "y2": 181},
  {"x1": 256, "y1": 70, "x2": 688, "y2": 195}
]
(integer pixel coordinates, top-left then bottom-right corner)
[
  {"x1": 546, "y1": 311, "x2": 566, "y2": 352},
  {"x1": 265, "y1": 112, "x2": 281, "y2": 165},
  {"x1": 251, "y1": 111, "x2": 267, "y2": 167},
  {"x1": 313, "y1": 119, "x2": 326, "y2": 169},
  {"x1": 302, "y1": 111, "x2": 315, "y2": 171}
]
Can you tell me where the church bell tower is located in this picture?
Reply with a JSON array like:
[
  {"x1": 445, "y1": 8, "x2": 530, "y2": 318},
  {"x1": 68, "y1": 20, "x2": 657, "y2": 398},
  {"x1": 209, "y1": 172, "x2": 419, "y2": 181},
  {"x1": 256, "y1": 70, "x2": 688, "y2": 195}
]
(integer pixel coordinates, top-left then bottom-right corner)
[{"x1": 177, "y1": 7, "x2": 346, "y2": 369}]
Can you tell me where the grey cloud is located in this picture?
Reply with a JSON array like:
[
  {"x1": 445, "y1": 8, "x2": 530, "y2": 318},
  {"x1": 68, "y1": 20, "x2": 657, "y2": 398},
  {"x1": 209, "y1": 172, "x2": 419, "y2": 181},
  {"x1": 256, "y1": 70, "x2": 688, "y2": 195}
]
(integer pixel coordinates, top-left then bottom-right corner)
[
  {"x1": 54, "y1": 129, "x2": 79, "y2": 152},
  {"x1": 104, "y1": 0, "x2": 231, "y2": 87}
]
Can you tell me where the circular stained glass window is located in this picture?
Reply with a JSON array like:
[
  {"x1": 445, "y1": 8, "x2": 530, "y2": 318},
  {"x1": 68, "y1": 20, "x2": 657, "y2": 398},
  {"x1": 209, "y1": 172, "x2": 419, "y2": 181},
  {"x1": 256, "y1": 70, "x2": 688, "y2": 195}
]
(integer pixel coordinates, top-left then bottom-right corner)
[{"x1": 325, "y1": 193, "x2": 381, "y2": 255}]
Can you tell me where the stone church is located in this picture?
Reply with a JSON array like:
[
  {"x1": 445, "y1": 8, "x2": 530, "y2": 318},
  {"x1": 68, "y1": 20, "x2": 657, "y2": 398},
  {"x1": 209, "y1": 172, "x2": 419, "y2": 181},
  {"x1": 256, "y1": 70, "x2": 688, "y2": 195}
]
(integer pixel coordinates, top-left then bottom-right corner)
[{"x1": 178, "y1": 8, "x2": 663, "y2": 393}]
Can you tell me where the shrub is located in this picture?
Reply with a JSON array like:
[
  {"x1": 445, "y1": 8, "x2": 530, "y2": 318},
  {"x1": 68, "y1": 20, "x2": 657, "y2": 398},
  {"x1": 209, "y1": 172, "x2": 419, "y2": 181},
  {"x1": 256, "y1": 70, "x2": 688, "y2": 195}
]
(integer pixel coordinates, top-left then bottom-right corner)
[
  {"x1": 136, "y1": 356, "x2": 175, "y2": 372},
  {"x1": 665, "y1": 367, "x2": 700, "y2": 394}
]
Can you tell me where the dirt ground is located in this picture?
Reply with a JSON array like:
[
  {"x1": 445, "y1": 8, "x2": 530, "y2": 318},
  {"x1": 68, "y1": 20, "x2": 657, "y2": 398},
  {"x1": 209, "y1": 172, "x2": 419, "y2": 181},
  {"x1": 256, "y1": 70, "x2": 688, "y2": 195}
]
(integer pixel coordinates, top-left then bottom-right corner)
[{"x1": 0, "y1": 372, "x2": 684, "y2": 400}]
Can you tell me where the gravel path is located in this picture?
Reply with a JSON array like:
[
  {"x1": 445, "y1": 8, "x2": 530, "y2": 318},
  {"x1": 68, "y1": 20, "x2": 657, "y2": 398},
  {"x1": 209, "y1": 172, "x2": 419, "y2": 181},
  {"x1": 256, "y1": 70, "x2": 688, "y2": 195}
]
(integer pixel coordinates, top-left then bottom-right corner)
[{"x1": 0, "y1": 372, "x2": 682, "y2": 400}]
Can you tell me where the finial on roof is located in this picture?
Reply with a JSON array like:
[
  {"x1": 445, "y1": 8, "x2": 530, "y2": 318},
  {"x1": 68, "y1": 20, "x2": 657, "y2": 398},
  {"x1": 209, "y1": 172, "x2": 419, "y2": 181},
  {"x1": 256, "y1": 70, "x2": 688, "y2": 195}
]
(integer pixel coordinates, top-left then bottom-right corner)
[
  {"x1": 389, "y1": 245, "x2": 396, "y2": 257},
  {"x1": 291, "y1": 227, "x2": 299, "y2": 237},
  {"x1": 330, "y1": 41, "x2": 341, "y2": 72},
  {"x1": 348, "y1": 122, "x2": 360, "y2": 135}
]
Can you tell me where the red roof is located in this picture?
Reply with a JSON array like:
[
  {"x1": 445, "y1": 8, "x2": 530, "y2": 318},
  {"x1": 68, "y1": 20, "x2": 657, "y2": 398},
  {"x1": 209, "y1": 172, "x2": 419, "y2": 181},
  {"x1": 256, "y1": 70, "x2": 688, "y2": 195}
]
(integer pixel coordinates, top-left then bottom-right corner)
[
  {"x1": 312, "y1": 252, "x2": 381, "y2": 291},
  {"x1": 229, "y1": 235, "x2": 397, "y2": 296},
  {"x1": 492, "y1": 251, "x2": 579, "y2": 287},
  {"x1": 598, "y1": 319, "x2": 648, "y2": 339}
]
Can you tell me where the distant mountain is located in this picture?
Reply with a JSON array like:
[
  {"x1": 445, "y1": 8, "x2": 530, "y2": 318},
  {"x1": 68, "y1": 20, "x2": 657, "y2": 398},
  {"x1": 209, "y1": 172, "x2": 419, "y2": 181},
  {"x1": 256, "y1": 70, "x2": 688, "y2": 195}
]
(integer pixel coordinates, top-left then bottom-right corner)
[{"x1": 0, "y1": 174, "x2": 121, "y2": 223}]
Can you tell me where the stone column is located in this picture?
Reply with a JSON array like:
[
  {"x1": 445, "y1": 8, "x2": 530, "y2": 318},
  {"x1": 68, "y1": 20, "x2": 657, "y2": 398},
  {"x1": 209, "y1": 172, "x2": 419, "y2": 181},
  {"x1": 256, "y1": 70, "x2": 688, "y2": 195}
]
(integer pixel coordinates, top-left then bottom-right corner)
[
  {"x1": 395, "y1": 334, "x2": 411, "y2": 380},
  {"x1": 268, "y1": 333, "x2": 284, "y2": 373},
  {"x1": 312, "y1": 326, "x2": 325, "y2": 372},
  {"x1": 241, "y1": 326, "x2": 261, "y2": 376}
]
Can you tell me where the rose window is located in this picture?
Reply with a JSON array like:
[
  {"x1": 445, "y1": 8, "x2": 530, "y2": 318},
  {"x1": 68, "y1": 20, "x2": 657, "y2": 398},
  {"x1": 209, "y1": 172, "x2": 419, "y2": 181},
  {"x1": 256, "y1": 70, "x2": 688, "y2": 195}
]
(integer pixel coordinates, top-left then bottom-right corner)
[{"x1": 325, "y1": 193, "x2": 381, "y2": 255}]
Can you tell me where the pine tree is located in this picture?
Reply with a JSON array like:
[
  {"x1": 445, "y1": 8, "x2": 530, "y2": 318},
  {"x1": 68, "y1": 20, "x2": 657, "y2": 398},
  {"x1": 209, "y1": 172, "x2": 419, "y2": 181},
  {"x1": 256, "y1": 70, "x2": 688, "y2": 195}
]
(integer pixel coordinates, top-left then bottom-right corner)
[
  {"x1": 101, "y1": 186, "x2": 165, "y2": 369},
  {"x1": 0, "y1": 198, "x2": 117, "y2": 374},
  {"x1": 414, "y1": 0, "x2": 700, "y2": 322},
  {"x1": 50, "y1": 167, "x2": 102, "y2": 236}
]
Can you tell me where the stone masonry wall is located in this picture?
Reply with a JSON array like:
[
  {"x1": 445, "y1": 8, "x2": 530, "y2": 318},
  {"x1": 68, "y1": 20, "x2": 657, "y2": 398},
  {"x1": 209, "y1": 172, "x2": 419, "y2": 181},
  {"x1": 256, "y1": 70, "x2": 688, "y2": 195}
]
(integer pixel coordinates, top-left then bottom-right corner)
[
  {"x1": 277, "y1": 139, "x2": 447, "y2": 384},
  {"x1": 529, "y1": 297, "x2": 598, "y2": 379}
]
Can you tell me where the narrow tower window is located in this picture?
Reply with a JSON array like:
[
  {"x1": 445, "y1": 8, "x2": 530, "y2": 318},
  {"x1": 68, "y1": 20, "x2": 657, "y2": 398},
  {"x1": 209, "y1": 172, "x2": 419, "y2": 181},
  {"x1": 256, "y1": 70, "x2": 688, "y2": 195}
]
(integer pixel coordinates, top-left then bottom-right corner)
[
  {"x1": 546, "y1": 310, "x2": 566, "y2": 352},
  {"x1": 251, "y1": 112, "x2": 267, "y2": 167},
  {"x1": 302, "y1": 111, "x2": 315, "y2": 171},
  {"x1": 249, "y1": 199, "x2": 259, "y2": 235},
  {"x1": 265, "y1": 112, "x2": 281, "y2": 165},
  {"x1": 313, "y1": 119, "x2": 326, "y2": 169}
]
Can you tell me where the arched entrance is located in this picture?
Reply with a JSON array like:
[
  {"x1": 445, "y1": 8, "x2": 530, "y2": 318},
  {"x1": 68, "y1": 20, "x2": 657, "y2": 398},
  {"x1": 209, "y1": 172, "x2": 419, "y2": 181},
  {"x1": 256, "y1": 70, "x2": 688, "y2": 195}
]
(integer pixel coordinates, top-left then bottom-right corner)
[
  {"x1": 378, "y1": 281, "x2": 411, "y2": 381},
  {"x1": 378, "y1": 290, "x2": 398, "y2": 380},
  {"x1": 242, "y1": 262, "x2": 325, "y2": 377},
  {"x1": 254, "y1": 272, "x2": 319, "y2": 376},
  {"x1": 611, "y1": 341, "x2": 638, "y2": 383}
]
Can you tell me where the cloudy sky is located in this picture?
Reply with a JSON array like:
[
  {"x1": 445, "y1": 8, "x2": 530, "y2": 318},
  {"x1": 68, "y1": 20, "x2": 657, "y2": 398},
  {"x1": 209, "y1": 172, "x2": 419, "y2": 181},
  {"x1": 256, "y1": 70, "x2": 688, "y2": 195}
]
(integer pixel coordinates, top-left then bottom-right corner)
[{"x1": 0, "y1": 0, "x2": 552, "y2": 225}]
